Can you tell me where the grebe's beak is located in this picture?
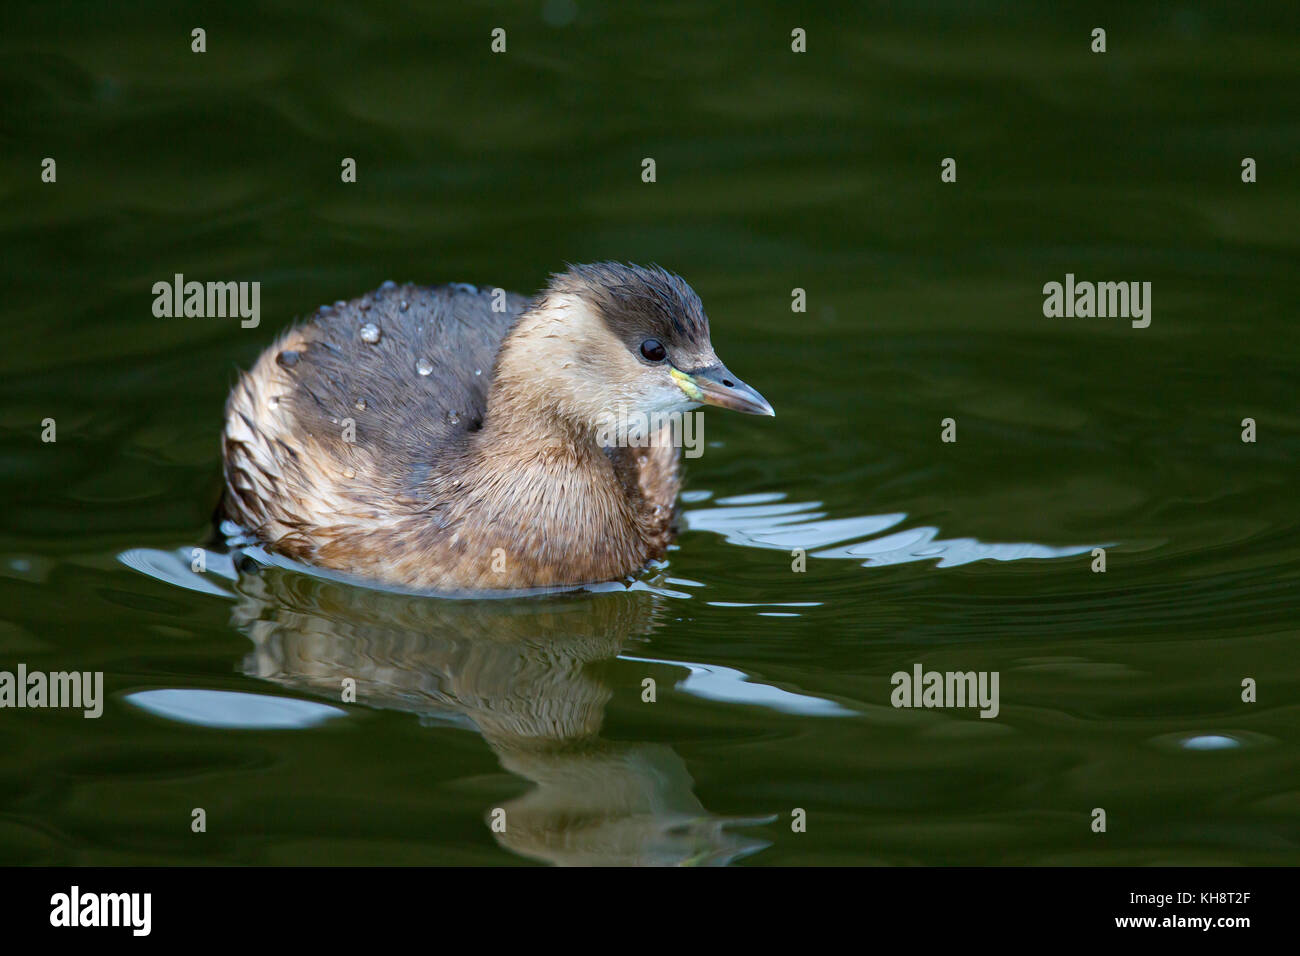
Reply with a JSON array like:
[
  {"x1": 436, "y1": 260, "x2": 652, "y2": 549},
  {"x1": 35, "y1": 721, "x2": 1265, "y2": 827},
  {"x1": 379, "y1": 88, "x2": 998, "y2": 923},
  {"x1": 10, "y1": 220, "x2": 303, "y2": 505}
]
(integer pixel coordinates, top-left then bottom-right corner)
[{"x1": 671, "y1": 364, "x2": 774, "y2": 417}]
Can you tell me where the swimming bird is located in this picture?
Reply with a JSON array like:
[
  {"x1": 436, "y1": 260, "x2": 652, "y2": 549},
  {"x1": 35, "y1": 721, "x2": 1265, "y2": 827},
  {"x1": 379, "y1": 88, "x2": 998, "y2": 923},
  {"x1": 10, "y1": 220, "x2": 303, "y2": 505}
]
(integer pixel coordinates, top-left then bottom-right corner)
[{"x1": 221, "y1": 262, "x2": 772, "y2": 592}]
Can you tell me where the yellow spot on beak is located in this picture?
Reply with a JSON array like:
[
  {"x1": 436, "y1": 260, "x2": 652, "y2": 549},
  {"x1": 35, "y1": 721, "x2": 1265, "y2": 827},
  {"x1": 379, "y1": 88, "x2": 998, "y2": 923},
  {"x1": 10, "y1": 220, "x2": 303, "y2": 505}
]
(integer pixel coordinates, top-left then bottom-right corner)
[{"x1": 670, "y1": 367, "x2": 703, "y2": 401}]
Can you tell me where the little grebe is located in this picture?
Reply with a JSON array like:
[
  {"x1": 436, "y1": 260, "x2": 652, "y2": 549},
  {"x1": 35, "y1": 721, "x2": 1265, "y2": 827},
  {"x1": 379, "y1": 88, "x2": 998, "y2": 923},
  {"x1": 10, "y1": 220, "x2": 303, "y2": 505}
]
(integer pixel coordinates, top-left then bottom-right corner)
[{"x1": 221, "y1": 262, "x2": 772, "y2": 591}]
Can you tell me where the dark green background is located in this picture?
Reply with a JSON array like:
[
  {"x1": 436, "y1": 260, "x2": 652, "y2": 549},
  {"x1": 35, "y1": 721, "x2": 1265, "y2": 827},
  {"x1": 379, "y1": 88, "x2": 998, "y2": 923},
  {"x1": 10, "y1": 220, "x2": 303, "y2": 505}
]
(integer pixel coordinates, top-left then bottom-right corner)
[{"x1": 0, "y1": 1, "x2": 1296, "y2": 864}]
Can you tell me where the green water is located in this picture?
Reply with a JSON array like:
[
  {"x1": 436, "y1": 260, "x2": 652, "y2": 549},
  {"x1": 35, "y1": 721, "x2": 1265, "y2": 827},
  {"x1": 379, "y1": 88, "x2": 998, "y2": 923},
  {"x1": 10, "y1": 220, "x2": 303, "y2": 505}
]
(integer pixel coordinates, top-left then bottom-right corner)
[{"x1": 1, "y1": 2, "x2": 1297, "y2": 865}]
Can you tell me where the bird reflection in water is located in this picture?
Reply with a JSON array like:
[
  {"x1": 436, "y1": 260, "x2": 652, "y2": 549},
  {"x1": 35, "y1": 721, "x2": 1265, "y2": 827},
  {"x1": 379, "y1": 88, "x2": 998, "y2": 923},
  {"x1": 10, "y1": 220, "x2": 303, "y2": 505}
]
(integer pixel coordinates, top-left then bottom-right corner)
[{"x1": 228, "y1": 564, "x2": 771, "y2": 866}]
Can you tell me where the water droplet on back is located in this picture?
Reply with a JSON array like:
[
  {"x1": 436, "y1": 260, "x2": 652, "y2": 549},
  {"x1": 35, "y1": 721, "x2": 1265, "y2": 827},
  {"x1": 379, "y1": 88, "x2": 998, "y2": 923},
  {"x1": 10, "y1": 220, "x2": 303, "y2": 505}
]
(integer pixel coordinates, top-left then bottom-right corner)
[
  {"x1": 417, "y1": 359, "x2": 433, "y2": 376},
  {"x1": 359, "y1": 323, "x2": 381, "y2": 344}
]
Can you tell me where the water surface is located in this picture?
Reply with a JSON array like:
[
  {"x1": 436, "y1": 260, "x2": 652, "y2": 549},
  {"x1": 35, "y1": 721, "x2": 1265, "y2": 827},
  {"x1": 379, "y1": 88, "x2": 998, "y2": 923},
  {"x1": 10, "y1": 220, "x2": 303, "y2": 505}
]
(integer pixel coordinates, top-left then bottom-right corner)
[{"x1": 1, "y1": 1, "x2": 1297, "y2": 865}]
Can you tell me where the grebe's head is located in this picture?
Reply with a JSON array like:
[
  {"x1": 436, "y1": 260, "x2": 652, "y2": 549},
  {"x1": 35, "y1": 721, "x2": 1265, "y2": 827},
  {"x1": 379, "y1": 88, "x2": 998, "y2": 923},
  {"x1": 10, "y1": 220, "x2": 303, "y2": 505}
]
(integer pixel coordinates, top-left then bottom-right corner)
[{"x1": 501, "y1": 262, "x2": 773, "y2": 439}]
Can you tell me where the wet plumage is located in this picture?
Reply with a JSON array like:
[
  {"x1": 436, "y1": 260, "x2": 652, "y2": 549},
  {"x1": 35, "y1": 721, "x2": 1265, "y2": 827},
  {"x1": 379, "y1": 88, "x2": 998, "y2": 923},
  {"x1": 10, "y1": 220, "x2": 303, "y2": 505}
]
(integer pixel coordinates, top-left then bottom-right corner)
[{"x1": 222, "y1": 263, "x2": 771, "y2": 592}]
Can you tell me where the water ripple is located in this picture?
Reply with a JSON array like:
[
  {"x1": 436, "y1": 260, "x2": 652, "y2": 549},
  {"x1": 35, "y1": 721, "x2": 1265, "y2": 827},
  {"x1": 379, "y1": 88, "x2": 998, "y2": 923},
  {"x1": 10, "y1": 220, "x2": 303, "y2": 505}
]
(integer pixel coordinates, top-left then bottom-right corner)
[{"x1": 685, "y1": 494, "x2": 1094, "y2": 568}]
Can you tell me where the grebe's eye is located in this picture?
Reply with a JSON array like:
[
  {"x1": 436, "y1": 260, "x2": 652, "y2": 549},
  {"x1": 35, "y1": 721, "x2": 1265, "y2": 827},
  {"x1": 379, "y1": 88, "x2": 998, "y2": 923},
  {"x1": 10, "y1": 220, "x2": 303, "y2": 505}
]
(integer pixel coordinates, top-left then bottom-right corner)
[{"x1": 640, "y1": 338, "x2": 667, "y2": 363}]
